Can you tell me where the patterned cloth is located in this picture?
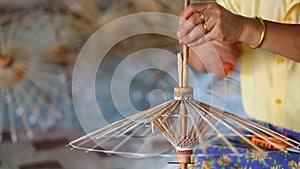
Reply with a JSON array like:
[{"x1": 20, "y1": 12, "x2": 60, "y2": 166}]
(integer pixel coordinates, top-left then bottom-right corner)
[{"x1": 193, "y1": 121, "x2": 300, "y2": 169}]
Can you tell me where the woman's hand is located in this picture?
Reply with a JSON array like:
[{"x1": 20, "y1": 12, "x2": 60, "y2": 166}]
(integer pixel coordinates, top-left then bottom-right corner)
[
  {"x1": 177, "y1": 1, "x2": 300, "y2": 64},
  {"x1": 177, "y1": 2, "x2": 244, "y2": 77},
  {"x1": 177, "y1": 2, "x2": 244, "y2": 46},
  {"x1": 189, "y1": 41, "x2": 241, "y2": 77}
]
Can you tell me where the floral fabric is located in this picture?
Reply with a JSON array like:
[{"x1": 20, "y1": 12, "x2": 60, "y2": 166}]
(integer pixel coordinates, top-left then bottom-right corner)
[{"x1": 193, "y1": 121, "x2": 300, "y2": 169}]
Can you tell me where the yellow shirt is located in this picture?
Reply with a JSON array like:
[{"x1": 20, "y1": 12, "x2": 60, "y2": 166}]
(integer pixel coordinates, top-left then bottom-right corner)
[{"x1": 217, "y1": 0, "x2": 300, "y2": 132}]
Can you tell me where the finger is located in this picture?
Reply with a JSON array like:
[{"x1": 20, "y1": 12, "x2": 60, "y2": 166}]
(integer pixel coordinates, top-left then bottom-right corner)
[
  {"x1": 200, "y1": 17, "x2": 221, "y2": 42},
  {"x1": 179, "y1": 12, "x2": 212, "y2": 45},
  {"x1": 187, "y1": 34, "x2": 211, "y2": 47},
  {"x1": 180, "y1": 22, "x2": 209, "y2": 45},
  {"x1": 181, "y1": 25, "x2": 205, "y2": 44},
  {"x1": 180, "y1": 3, "x2": 209, "y2": 20},
  {"x1": 187, "y1": 37, "x2": 206, "y2": 47},
  {"x1": 186, "y1": 21, "x2": 213, "y2": 46},
  {"x1": 177, "y1": 13, "x2": 205, "y2": 38}
]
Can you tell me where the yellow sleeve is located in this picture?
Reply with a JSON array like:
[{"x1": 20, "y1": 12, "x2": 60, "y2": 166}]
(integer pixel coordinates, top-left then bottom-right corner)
[{"x1": 216, "y1": 0, "x2": 241, "y2": 13}]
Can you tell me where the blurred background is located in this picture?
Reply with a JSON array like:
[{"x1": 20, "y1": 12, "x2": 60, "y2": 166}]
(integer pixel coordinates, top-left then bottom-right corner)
[{"x1": 0, "y1": 0, "x2": 246, "y2": 169}]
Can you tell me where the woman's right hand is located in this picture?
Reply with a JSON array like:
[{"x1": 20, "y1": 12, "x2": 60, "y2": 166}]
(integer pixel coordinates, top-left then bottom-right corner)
[{"x1": 189, "y1": 41, "x2": 241, "y2": 77}]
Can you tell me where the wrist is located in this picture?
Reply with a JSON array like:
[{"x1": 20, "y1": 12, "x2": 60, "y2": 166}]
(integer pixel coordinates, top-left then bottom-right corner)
[{"x1": 239, "y1": 16, "x2": 263, "y2": 46}]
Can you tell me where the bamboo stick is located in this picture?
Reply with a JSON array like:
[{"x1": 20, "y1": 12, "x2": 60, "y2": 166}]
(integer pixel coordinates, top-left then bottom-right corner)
[
  {"x1": 18, "y1": 84, "x2": 45, "y2": 128},
  {"x1": 188, "y1": 100, "x2": 238, "y2": 154},
  {"x1": 68, "y1": 0, "x2": 300, "y2": 166},
  {"x1": 6, "y1": 88, "x2": 17, "y2": 142},
  {"x1": 0, "y1": 87, "x2": 4, "y2": 142},
  {"x1": 184, "y1": 0, "x2": 190, "y2": 8},
  {"x1": 14, "y1": 87, "x2": 33, "y2": 139},
  {"x1": 177, "y1": 53, "x2": 183, "y2": 87},
  {"x1": 197, "y1": 100, "x2": 300, "y2": 149},
  {"x1": 6, "y1": 15, "x2": 18, "y2": 46},
  {"x1": 182, "y1": 0, "x2": 190, "y2": 87},
  {"x1": 182, "y1": 47, "x2": 188, "y2": 87},
  {"x1": 0, "y1": 22, "x2": 4, "y2": 54},
  {"x1": 188, "y1": 100, "x2": 263, "y2": 152},
  {"x1": 69, "y1": 100, "x2": 175, "y2": 146},
  {"x1": 180, "y1": 101, "x2": 188, "y2": 139},
  {"x1": 91, "y1": 102, "x2": 178, "y2": 150}
]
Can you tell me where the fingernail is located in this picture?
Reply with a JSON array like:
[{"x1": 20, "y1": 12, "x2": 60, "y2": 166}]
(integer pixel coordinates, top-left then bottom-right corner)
[
  {"x1": 179, "y1": 39, "x2": 184, "y2": 44},
  {"x1": 179, "y1": 38, "x2": 187, "y2": 44},
  {"x1": 177, "y1": 31, "x2": 181, "y2": 37},
  {"x1": 179, "y1": 19, "x2": 183, "y2": 26}
]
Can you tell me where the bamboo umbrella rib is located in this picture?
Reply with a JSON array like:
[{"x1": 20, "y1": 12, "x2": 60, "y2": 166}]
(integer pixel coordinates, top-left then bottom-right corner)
[
  {"x1": 23, "y1": 79, "x2": 51, "y2": 106},
  {"x1": 199, "y1": 100, "x2": 299, "y2": 147},
  {"x1": 223, "y1": 112, "x2": 300, "y2": 149},
  {"x1": 188, "y1": 100, "x2": 263, "y2": 152},
  {"x1": 184, "y1": 100, "x2": 204, "y2": 145},
  {"x1": 25, "y1": 79, "x2": 58, "y2": 123},
  {"x1": 90, "y1": 122, "x2": 142, "y2": 150},
  {"x1": 92, "y1": 100, "x2": 176, "y2": 138},
  {"x1": 67, "y1": 0, "x2": 300, "y2": 166},
  {"x1": 0, "y1": 22, "x2": 4, "y2": 53},
  {"x1": 13, "y1": 87, "x2": 33, "y2": 139},
  {"x1": 0, "y1": 87, "x2": 4, "y2": 142},
  {"x1": 190, "y1": 116, "x2": 202, "y2": 137},
  {"x1": 30, "y1": 74, "x2": 61, "y2": 98},
  {"x1": 61, "y1": 87, "x2": 72, "y2": 126},
  {"x1": 15, "y1": 15, "x2": 49, "y2": 42},
  {"x1": 188, "y1": 100, "x2": 238, "y2": 154},
  {"x1": 191, "y1": 111, "x2": 216, "y2": 142},
  {"x1": 91, "y1": 115, "x2": 157, "y2": 151},
  {"x1": 144, "y1": 100, "x2": 179, "y2": 138},
  {"x1": 50, "y1": 19, "x2": 63, "y2": 43},
  {"x1": 40, "y1": 53, "x2": 76, "y2": 63},
  {"x1": 81, "y1": 101, "x2": 179, "y2": 149},
  {"x1": 223, "y1": 111, "x2": 295, "y2": 143},
  {"x1": 92, "y1": 100, "x2": 177, "y2": 142},
  {"x1": 69, "y1": 100, "x2": 175, "y2": 145},
  {"x1": 33, "y1": 69, "x2": 63, "y2": 83},
  {"x1": 78, "y1": 122, "x2": 140, "y2": 148},
  {"x1": 7, "y1": 15, "x2": 19, "y2": 45},
  {"x1": 188, "y1": 106, "x2": 215, "y2": 155},
  {"x1": 188, "y1": 101, "x2": 216, "y2": 140},
  {"x1": 111, "y1": 122, "x2": 149, "y2": 152},
  {"x1": 37, "y1": 62, "x2": 71, "y2": 71},
  {"x1": 6, "y1": 88, "x2": 17, "y2": 142},
  {"x1": 115, "y1": 121, "x2": 144, "y2": 138},
  {"x1": 223, "y1": 113, "x2": 288, "y2": 150},
  {"x1": 197, "y1": 100, "x2": 299, "y2": 150},
  {"x1": 18, "y1": 84, "x2": 46, "y2": 128},
  {"x1": 197, "y1": 102, "x2": 282, "y2": 149}
]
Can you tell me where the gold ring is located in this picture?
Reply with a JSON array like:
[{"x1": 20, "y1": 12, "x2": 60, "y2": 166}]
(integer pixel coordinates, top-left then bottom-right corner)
[
  {"x1": 199, "y1": 12, "x2": 205, "y2": 23},
  {"x1": 203, "y1": 22, "x2": 208, "y2": 33}
]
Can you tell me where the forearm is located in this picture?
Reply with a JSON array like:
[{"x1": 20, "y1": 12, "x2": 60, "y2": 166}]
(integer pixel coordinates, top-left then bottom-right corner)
[{"x1": 240, "y1": 17, "x2": 300, "y2": 62}]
